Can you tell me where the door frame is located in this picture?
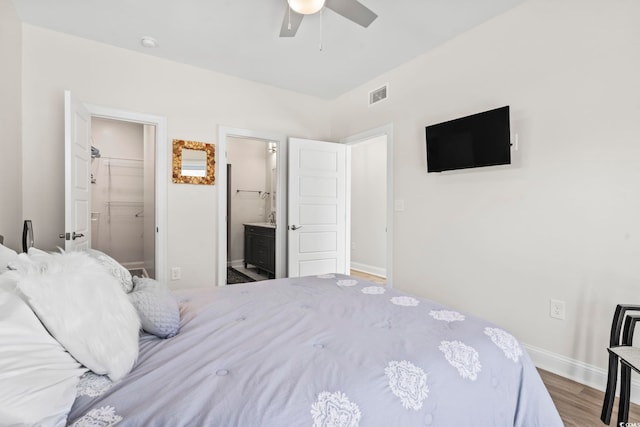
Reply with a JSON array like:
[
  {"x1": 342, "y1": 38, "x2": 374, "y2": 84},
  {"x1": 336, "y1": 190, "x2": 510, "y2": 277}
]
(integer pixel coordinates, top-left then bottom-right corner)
[
  {"x1": 341, "y1": 124, "x2": 394, "y2": 287},
  {"x1": 217, "y1": 126, "x2": 288, "y2": 286},
  {"x1": 85, "y1": 103, "x2": 168, "y2": 283}
]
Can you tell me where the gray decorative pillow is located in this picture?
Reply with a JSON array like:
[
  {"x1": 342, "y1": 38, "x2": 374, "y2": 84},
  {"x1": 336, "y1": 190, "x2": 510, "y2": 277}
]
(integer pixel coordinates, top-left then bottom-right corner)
[
  {"x1": 128, "y1": 277, "x2": 180, "y2": 338},
  {"x1": 85, "y1": 249, "x2": 133, "y2": 293}
]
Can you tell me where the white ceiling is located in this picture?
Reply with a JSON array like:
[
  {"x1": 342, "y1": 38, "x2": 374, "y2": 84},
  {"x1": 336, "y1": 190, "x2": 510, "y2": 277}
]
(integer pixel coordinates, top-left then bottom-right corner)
[{"x1": 11, "y1": 0, "x2": 524, "y2": 99}]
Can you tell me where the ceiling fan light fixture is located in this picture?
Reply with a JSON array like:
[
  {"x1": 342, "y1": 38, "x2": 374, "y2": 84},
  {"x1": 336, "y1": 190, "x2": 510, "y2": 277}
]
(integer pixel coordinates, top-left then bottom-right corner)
[{"x1": 288, "y1": 0, "x2": 326, "y2": 15}]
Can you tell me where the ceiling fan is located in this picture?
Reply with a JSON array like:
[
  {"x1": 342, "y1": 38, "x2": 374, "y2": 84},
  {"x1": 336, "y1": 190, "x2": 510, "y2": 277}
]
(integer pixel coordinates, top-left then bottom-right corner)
[{"x1": 280, "y1": 0, "x2": 378, "y2": 38}]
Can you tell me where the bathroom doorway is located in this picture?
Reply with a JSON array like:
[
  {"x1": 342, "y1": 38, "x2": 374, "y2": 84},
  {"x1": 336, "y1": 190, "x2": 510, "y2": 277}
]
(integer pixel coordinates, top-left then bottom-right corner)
[
  {"x1": 90, "y1": 117, "x2": 157, "y2": 279},
  {"x1": 226, "y1": 136, "x2": 278, "y2": 284}
]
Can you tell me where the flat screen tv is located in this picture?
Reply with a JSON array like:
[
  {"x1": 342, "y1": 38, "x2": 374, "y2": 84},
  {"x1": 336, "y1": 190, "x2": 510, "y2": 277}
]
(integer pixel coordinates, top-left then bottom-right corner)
[{"x1": 425, "y1": 106, "x2": 511, "y2": 173}]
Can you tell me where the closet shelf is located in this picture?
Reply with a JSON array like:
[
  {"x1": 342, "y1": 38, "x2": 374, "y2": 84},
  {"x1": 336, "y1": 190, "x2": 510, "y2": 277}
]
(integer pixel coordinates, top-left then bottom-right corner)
[{"x1": 104, "y1": 201, "x2": 144, "y2": 206}]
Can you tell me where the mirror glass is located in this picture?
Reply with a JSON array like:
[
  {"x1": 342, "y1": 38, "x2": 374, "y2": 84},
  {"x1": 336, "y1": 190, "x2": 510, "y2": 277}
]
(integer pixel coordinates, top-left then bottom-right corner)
[{"x1": 181, "y1": 148, "x2": 207, "y2": 177}]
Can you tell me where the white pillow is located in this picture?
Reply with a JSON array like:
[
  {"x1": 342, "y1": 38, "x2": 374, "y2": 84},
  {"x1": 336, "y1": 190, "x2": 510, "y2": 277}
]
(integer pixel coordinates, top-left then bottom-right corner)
[
  {"x1": 6, "y1": 247, "x2": 53, "y2": 272},
  {"x1": 0, "y1": 274, "x2": 87, "y2": 427},
  {"x1": 0, "y1": 243, "x2": 18, "y2": 273},
  {"x1": 7, "y1": 250, "x2": 141, "y2": 382},
  {"x1": 27, "y1": 246, "x2": 52, "y2": 258}
]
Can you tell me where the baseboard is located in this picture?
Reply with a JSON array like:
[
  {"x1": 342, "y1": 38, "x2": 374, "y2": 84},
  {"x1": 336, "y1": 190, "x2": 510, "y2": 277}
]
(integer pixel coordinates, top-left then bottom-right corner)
[
  {"x1": 350, "y1": 262, "x2": 386, "y2": 278},
  {"x1": 523, "y1": 342, "x2": 640, "y2": 404},
  {"x1": 120, "y1": 261, "x2": 145, "y2": 269},
  {"x1": 227, "y1": 259, "x2": 244, "y2": 268}
]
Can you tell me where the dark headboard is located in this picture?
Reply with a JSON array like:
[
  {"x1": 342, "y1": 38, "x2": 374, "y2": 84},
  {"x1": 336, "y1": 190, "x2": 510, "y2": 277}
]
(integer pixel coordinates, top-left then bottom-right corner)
[{"x1": 0, "y1": 235, "x2": 4, "y2": 245}]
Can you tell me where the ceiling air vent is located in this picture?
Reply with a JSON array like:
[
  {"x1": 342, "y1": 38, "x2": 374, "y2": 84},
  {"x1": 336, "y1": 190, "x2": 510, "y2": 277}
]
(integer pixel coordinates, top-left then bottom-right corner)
[{"x1": 368, "y1": 84, "x2": 388, "y2": 106}]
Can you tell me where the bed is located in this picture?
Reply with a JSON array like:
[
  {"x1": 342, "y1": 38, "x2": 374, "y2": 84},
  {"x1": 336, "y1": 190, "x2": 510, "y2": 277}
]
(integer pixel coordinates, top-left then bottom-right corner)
[{"x1": 0, "y1": 246, "x2": 562, "y2": 427}]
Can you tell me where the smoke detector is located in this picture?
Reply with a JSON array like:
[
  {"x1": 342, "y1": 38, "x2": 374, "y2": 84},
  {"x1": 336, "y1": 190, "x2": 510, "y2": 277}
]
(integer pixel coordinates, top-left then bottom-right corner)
[{"x1": 141, "y1": 36, "x2": 158, "y2": 48}]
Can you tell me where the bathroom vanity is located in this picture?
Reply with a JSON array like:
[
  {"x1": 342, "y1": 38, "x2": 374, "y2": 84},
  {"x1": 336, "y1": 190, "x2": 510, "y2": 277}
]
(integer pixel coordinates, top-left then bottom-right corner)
[{"x1": 243, "y1": 223, "x2": 275, "y2": 278}]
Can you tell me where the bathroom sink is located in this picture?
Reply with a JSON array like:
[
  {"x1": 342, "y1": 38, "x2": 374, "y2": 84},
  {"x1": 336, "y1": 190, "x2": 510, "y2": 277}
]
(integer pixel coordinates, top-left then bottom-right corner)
[{"x1": 243, "y1": 222, "x2": 276, "y2": 229}]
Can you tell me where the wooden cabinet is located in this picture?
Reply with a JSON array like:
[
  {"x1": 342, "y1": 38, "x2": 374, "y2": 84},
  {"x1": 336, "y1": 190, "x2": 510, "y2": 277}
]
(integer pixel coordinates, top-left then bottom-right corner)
[{"x1": 244, "y1": 224, "x2": 275, "y2": 278}]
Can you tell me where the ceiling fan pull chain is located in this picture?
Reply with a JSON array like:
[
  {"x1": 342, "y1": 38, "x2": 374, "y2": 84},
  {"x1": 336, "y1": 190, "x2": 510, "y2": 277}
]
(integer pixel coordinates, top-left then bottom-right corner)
[{"x1": 319, "y1": 9, "x2": 323, "y2": 51}]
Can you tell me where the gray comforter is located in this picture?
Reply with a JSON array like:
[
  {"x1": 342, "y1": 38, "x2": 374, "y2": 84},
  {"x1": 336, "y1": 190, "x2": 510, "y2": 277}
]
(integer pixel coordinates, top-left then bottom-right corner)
[{"x1": 67, "y1": 274, "x2": 563, "y2": 426}]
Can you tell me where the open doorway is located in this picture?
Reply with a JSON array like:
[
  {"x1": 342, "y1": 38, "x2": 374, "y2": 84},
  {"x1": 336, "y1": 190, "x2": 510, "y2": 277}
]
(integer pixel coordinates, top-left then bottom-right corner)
[
  {"x1": 349, "y1": 135, "x2": 387, "y2": 285},
  {"x1": 89, "y1": 117, "x2": 156, "y2": 278},
  {"x1": 226, "y1": 136, "x2": 277, "y2": 284},
  {"x1": 84, "y1": 101, "x2": 167, "y2": 282},
  {"x1": 343, "y1": 124, "x2": 394, "y2": 287},
  {"x1": 217, "y1": 127, "x2": 288, "y2": 287}
]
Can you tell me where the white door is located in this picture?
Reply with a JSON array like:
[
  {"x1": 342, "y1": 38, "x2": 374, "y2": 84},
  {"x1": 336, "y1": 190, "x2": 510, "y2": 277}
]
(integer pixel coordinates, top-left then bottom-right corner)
[
  {"x1": 288, "y1": 138, "x2": 347, "y2": 277},
  {"x1": 63, "y1": 91, "x2": 91, "y2": 251}
]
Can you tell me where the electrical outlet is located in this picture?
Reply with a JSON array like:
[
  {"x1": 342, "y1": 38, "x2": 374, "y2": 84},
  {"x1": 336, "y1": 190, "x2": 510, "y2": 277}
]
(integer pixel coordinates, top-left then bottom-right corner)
[
  {"x1": 550, "y1": 299, "x2": 565, "y2": 320},
  {"x1": 171, "y1": 267, "x2": 181, "y2": 280}
]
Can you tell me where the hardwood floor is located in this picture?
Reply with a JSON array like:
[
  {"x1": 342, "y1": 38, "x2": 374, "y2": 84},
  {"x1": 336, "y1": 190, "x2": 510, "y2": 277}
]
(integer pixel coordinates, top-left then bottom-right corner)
[
  {"x1": 350, "y1": 269, "x2": 386, "y2": 285},
  {"x1": 539, "y1": 369, "x2": 640, "y2": 426}
]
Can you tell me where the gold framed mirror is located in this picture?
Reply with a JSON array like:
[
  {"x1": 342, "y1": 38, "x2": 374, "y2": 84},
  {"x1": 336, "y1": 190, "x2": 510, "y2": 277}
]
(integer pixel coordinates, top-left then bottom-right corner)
[{"x1": 172, "y1": 139, "x2": 215, "y2": 185}]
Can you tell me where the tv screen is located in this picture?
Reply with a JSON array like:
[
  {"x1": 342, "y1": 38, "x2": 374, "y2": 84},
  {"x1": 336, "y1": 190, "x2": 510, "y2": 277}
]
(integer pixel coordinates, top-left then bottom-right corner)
[{"x1": 425, "y1": 106, "x2": 511, "y2": 173}]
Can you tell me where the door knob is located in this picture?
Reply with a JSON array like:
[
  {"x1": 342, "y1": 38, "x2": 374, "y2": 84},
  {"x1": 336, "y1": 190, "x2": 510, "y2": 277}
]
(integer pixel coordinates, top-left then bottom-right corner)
[
  {"x1": 290, "y1": 225, "x2": 303, "y2": 230},
  {"x1": 59, "y1": 232, "x2": 84, "y2": 240}
]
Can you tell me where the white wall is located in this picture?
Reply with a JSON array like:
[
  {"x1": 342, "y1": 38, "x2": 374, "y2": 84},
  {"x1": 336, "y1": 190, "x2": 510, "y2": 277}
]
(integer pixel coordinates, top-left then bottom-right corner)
[
  {"x1": 0, "y1": 0, "x2": 22, "y2": 250},
  {"x1": 227, "y1": 137, "x2": 270, "y2": 264},
  {"x1": 20, "y1": 25, "x2": 332, "y2": 289},
  {"x1": 332, "y1": 0, "x2": 640, "y2": 377},
  {"x1": 350, "y1": 136, "x2": 387, "y2": 276}
]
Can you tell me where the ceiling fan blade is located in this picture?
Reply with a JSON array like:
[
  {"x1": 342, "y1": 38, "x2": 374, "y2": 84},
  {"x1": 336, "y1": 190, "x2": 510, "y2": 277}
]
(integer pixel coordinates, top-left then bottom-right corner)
[
  {"x1": 279, "y1": 8, "x2": 305, "y2": 37},
  {"x1": 325, "y1": 0, "x2": 378, "y2": 28}
]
